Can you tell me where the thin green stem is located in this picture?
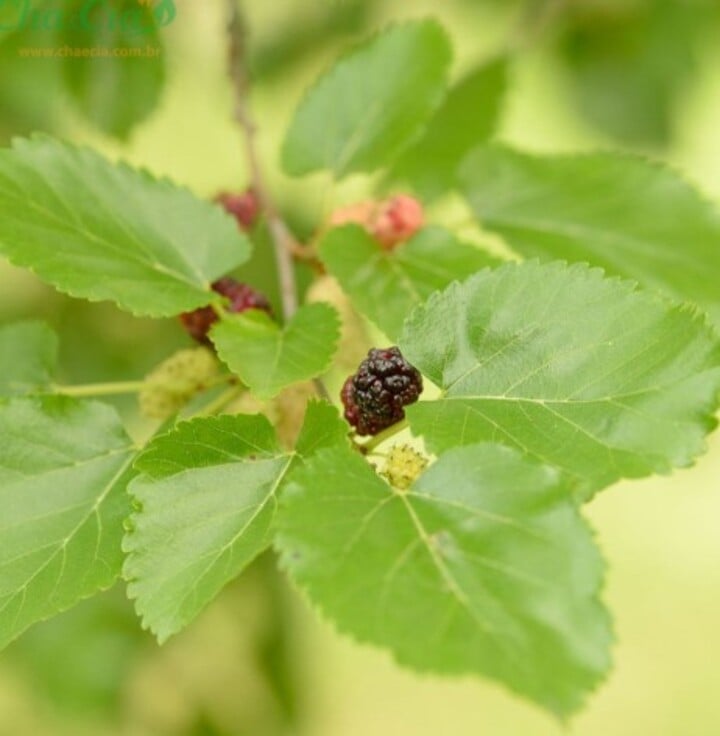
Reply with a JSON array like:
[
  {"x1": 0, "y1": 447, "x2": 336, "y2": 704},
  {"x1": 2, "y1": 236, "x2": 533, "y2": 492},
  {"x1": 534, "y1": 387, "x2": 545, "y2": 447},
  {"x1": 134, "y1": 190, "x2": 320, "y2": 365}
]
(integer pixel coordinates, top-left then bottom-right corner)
[
  {"x1": 197, "y1": 385, "x2": 244, "y2": 417},
  {"x1": 360, "y1": 418, "x2": 410, "y2": 454},
  {"x1": 52, "y1": 381, "x2": 147, "y2": 397},
  {"x1": 53, "y1": 372, "x2": 235, "y2": 400}
]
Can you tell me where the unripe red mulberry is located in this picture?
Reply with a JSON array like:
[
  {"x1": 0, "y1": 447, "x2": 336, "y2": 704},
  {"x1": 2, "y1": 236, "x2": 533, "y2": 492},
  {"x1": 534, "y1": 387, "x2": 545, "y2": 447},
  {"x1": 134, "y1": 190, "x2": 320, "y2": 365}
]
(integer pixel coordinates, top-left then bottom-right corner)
[
  {"x1": 328, "y1": 194, "x2": 424, "y2": 250},
  {"x1": 216, "y1": 189, "x2": 260, "y2": 230},
  {"x1": 180, "y1": 277, "x2": 272, "y2": 345},
  {"x1": 371, "y1": 194, "x2": 424, "y2": 249}
]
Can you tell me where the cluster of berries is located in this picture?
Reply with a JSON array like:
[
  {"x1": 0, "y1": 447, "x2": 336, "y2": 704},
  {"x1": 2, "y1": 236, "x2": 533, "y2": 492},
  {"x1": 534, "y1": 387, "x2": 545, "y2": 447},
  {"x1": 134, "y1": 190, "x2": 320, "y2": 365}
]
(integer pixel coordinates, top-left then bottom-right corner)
[
  {"x1": 180, "y1": 189, "x2": 272, "y2": 345},
  {"x1": 177, "y1": 189, "x2": 424, "y2": 439},
  {"x1": 341, "y1": 347, "x2": 423, "y2": 436}
]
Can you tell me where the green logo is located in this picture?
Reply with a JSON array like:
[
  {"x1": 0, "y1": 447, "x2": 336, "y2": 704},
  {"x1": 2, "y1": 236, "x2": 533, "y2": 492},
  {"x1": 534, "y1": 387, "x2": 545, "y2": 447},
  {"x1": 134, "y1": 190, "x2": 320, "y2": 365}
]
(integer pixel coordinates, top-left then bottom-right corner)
[{"x1": 0, "y1": 0, "x2": 177, "y2": 36}]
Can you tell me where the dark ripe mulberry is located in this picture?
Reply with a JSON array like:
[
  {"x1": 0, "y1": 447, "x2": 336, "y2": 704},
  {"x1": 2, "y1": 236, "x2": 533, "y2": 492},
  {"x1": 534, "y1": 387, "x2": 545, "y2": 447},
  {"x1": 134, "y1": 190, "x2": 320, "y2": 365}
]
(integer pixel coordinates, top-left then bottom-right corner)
[
  {"x1": 180, "y1": 277, "x2": 272, "y2": 345},
  {"x1": 341, "y1": 347, "x2": 423, "y2": 436}
]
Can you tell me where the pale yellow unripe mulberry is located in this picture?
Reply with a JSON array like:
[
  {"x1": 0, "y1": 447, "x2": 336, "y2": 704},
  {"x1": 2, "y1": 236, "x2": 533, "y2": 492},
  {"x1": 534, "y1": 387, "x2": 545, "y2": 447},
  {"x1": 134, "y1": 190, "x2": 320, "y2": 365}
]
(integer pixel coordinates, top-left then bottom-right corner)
[
  {"x1": 381, "y1": 444, "x2": 429, "y2": 491},
  {"x1": 139, "y1": 347, "x2": 219, "y2": 419}
]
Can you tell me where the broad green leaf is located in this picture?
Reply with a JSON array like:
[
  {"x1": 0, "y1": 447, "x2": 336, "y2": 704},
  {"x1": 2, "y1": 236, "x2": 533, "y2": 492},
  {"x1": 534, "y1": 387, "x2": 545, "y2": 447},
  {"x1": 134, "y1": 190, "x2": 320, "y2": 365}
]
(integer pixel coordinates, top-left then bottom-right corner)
[
  {"x1": 389, "y1": 57, "x2": 507, "y2": 199},
  {"x1": 251, "y1": 0, "x2": 373, "y2": 81},
  {"x1": 276, "y1": 442, "x2": 612, "y2": 717},
  {"x1": 460, "y1": 144, "x2": 720, "y2": 325},
  {"x1": 0, "y1": 24, "x2": 64, "y2": 143},
  {"x1": 123, "y1": 414, "x2": 293, "y2": 642},
  {"x1": 294, "y1": 400, "x2": 349, "y2": 458},
  {"x1": 211, "y1": 303, "x2": 341, "y2": 399},
  {"x1": 400, "y1": 261, "x2": 720, "y2": 497},
  {"x1": 0, "y1": 397, "x2": 136, "y2": 650},
  {"x1": 559, "y1": 1, "x2": 703, "y2": 146},
  {"x1": 0, "y1": 321, "x2": 58, "y2": 396},
  {"x1": 4, "y1": 588, "x2": 145, "y2": 715},
  {"x1": 61, "y1": 1, "x2": 166, "y2": 140},
  {"x1": 282, "y1": 20, "x2": 452, "y2": 177},
  {"x1": 0, "y1": 136, "x2": 250, "y2": 317},
  {"x1": 320, "y1": 225, "x2": 500, "y2": 339}
]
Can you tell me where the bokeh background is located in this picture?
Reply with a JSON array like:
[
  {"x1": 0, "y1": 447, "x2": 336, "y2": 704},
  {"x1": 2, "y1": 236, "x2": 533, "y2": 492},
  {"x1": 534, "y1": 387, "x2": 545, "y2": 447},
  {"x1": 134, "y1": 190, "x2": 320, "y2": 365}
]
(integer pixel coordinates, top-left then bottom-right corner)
[{"x1": 1, "y1": 1, "x2": 720, "y2": 734}]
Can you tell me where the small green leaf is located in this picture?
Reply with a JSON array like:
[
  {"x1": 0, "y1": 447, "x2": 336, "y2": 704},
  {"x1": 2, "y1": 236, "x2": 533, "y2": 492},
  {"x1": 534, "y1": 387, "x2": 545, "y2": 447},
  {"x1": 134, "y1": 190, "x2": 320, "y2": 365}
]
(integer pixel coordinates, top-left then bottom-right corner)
[
  {"x1": 0, "y1": 136, "x2": 250, "y2": 317},
  {"x1": 211, "y1": 303, "x2": 341, "y2": 400},
  {"x1": 123, "y1": 414, "x2": 293, "y2": 643},
  {"x1": 282, "y1": 20, "x2": 452, "y2": 177},
  {"x1": 0, "y1": 321, "x2": 58, "y2": 396},
  {"x1": 401, "y1": 261, "x2": 720, "y2": 497},
  {"x1": 320, "y1": 225, "x2": 500, "y2": 339},
  {"x1": 389, "y1": 57, "x2": 507, "y2": 199},
  {"x1": 460, "y1": 144, "x2": 720, "y2": 325},
  {"x1": 61, "y1": 4, "x2": 165, "y2": 140},
  {"x1": 294, "y1": 400, "x2": 349, "y2": 458},
  {"x1": 276, "y1": 442, "x2": 612, "y2": 717},
  {"x1": 0, "y1": 397, "x2": 136, "y2": 650}
]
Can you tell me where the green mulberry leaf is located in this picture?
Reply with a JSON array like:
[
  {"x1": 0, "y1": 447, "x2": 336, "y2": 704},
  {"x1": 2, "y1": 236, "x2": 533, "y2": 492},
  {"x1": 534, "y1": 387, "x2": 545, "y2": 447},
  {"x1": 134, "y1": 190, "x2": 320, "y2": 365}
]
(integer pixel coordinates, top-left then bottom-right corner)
[
  {"x1": 0, "y1": 397, "x2": 136, "y2": 650},
  {"x1": 276, "y1": 442, "x2": 612, "y2": 717},
  {"x1": 282, "y1": 20, "x2": 452, "y2": 177},
  {"x1": 0, "y1": 136, "x2": 250, "y2": 317},
  {"x1": 460, "y1": 144, "x2": 720, "y2": 326},
  {"x1": 211, "y1": 303, "x2": 341, "y2": 400},
  {"x1": 389, "y1": 57, "x2": 507, "y2": 199},
  {"x1": 0, "y1": 321, "x2": 58, "y2": 396},
  {"x1": 401, "y1": 261, "x2": 720, "y2": 497},
  {"x1": 123, "y1": 414, "x2": 293, "y2": 642},
  {"x1": 320, "y1": 225, "x2": 499, "y2": 340}
]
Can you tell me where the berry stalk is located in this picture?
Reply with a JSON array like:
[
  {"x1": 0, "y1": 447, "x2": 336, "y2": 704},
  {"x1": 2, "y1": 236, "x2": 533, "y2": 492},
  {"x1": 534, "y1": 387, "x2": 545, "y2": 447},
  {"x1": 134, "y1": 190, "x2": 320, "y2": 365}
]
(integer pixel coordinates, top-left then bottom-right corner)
[
  {"x1": 360, "y1": 417, "x2": 410, "y2": 454},
  {"x1": 52, "y1": 380, "x2": 147, "y2": 397}
]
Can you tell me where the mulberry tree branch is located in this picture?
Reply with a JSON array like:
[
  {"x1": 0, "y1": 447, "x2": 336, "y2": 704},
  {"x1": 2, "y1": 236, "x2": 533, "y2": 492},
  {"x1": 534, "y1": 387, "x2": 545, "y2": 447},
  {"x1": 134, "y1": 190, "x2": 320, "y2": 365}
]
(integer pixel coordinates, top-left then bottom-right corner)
[
  {"x1": 225, "y1": 1, "x2": 331, "y2": 402},
  {"x1": 226, "y1": 0, "x2": 298, "y2": 321}
]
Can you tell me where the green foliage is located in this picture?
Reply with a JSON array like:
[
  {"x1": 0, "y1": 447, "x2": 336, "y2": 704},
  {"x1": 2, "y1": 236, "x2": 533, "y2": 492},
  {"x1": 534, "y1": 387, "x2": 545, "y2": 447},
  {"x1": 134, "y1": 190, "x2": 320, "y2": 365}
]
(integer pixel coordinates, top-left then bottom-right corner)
[
  {"x1": 124, "y1": 415, "x2": 292, "y2": 642},
  {"x1": 282, "y1": 20, "x2": 452, "y2": 177},
  {"x1": 0, "y1": 137, "x2": 250, "y2": 317},
  {"x1": 276, "y1": 442, "x2": 611, "y2": 717},
  {"x1": 0, "y1": 26, "x2": 64, "y2": 143},
  {"x1": 294, "y1": 400, "x2": 350, "y2": 458},
  {"x1": 558, "y1": 0, "x2": 703, "y2": 146},
  {"x1": 1, "y1": 9, "x2": 720, "y2": 724},
  {"x1": 61, "y1": 7, "x2": 166, "y2": 140},
  {"x1": 233, "y1": 221, "x2": 316, "y2": 316},
  {"x1": 389, "y1": 57, "x2": 507, "y2": 199},
  {"x1": 320, "y1": 225, "x2": 499, "y2": 339},
  {"x1": 250, "y1": 0, "x2": 376, "y2": 81},
  {"x1": 401, "y1": 261, "x2": 720, "y2": 497},
  {"x1": 0, "y1": 396, "x2": 136, "y2": 650},
  {"x1": 5, "y1": 589, "x2": 147, "y2": 716},
  {"x1": 211, "y1": 303, "x2": 341, "y2": 399},
  {"x1": 460, "y1": 145, "x2": 720, "y2": 326},
  {"x1": 0, "y1": 321, "x2": 58, "y2": 396}
]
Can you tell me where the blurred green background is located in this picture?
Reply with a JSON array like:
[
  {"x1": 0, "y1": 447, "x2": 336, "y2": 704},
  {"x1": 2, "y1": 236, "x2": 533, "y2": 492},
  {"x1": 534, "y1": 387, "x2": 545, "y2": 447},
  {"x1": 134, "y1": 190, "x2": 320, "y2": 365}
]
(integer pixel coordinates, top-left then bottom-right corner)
[{"x1": 1, "y1": 0, "x2": 720, "y2": 734}]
